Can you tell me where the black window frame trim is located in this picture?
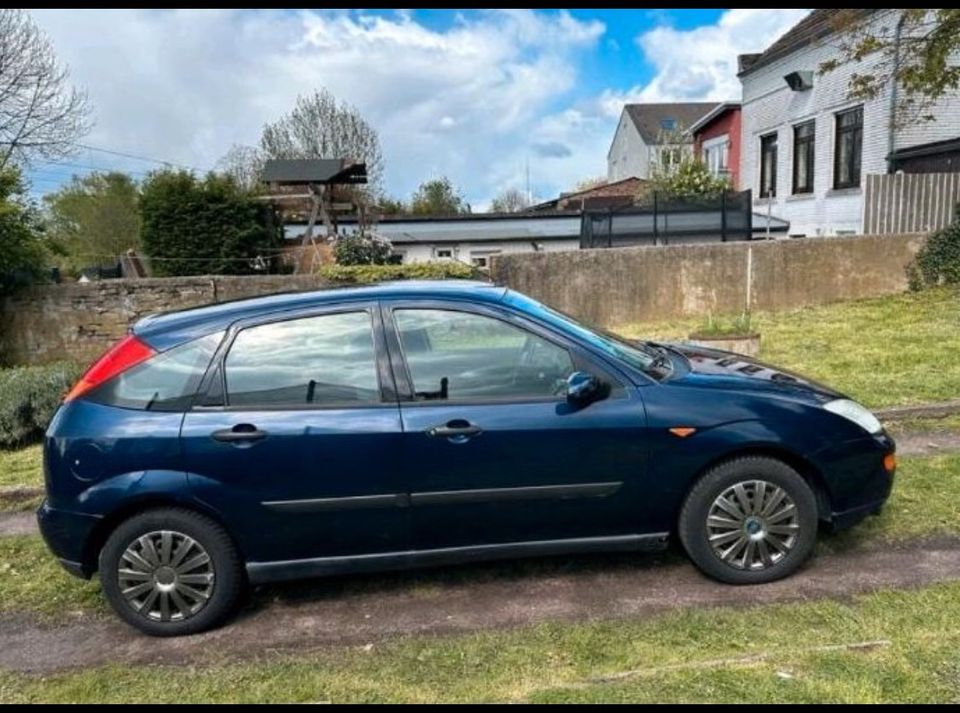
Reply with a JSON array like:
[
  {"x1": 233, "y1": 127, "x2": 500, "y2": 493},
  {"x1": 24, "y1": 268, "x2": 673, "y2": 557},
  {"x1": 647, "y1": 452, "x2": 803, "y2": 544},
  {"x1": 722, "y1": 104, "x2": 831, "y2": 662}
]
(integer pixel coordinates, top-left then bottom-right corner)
[
  {"x1": 792, "y1": 120, "x2": 816, "y2": 195},
  {"x1": 191, "y1": 300, "x2": 397, "y2": 412},
  {"x1": 759, "y1": 132, "x2": 778, "y2": 198},
  {"x1": 379, "y1": 299, "x2": 629, "y2": 407},
  {"x1": 833, "y1": 105, "x2": 863, "y2": 190}
]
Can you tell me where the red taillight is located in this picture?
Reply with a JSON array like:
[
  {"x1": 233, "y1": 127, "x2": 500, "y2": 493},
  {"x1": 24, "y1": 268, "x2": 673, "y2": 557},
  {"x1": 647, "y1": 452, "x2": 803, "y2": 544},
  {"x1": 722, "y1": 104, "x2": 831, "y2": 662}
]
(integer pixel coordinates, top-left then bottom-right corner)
[{"x1": 64, "y1": 334, "x2": 156, "y2": 402}]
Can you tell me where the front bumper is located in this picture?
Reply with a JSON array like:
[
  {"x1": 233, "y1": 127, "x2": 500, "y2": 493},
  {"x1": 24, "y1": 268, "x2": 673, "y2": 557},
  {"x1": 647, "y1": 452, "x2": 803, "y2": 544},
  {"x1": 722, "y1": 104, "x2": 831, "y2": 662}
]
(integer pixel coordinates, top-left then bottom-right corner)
[
  {"x1": 36, "y1": 501, "x2": 102, "y2": 579},
  {"x1": 820, "y1": 431, "x2": 895, "y2": 532}
]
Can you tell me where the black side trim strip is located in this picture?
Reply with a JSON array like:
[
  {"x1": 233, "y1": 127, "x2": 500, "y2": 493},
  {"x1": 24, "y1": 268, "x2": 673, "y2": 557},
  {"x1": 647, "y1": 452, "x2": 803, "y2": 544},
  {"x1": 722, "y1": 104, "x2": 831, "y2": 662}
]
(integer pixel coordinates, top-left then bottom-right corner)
[
  {"x1": 410, "y1": 481, "x2": 622, "y2": 506},
  {"x1": 262, "y1": 494, "x2": 408, "y2": 513},
  {"x1": 246, "y1": 532, "x2": 670, "y2": 585}
]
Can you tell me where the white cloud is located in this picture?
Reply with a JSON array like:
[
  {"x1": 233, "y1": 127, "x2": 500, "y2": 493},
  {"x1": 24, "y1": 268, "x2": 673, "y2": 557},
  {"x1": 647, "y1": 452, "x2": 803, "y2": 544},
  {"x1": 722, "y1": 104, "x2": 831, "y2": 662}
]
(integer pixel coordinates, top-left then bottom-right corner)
[
  {"x1": 629, "y1": 9, "x2": 810, "y2": 102},
  {"x1": 30, "y1": 9, "x2": 604, "y2": 205},
  {"x1": 27, "y1": 9, "x2": 809, "y2": 206}
]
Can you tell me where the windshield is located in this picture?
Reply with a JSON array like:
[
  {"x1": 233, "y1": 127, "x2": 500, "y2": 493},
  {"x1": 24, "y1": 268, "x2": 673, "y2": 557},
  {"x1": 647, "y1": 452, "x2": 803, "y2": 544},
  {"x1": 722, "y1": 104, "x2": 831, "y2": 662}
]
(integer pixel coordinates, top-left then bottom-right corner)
[{"x1": 504, "y1": 292, "x2": 669, "y2": 378}]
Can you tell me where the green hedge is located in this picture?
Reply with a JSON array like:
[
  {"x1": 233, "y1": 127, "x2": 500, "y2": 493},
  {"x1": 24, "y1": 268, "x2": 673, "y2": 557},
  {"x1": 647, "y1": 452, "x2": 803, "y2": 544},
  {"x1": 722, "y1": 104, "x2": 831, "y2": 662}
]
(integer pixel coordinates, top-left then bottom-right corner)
[
  {"x1": 909, "y1": 214, "x2": 960, "y2": 290},
  {"x1": 0, "y1": 363, "x2": 82, "y2": 449},
  {"x1": 319, "y1": 262, "x2": 480, "y2": 284}
]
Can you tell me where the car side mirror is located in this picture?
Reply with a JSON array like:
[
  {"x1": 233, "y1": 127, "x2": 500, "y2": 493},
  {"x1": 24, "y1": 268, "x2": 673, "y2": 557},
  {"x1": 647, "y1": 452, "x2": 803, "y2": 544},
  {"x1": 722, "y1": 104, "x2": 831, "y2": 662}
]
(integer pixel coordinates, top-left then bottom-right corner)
[{"x1": 566, "y1": 371, "x2": 607, "y2": 409}]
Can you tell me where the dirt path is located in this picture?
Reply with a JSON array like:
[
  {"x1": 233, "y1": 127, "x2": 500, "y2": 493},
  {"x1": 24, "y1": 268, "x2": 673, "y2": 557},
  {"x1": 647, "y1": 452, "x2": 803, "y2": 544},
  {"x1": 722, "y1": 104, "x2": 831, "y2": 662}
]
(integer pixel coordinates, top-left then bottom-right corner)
[
  {"x1": 0, "y1": 512, "x2": 36, "y2": 536},
  {"x1": 3, "y1": 538, "x2": 960, "y2": 675}
]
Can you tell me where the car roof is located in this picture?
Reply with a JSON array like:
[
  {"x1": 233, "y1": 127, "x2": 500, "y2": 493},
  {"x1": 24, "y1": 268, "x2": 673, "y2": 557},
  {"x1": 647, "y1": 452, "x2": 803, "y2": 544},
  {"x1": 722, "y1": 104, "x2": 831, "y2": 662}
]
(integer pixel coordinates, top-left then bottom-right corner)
[{"x1": 133, "y1": 280, "x2": 508, "y2": 350}]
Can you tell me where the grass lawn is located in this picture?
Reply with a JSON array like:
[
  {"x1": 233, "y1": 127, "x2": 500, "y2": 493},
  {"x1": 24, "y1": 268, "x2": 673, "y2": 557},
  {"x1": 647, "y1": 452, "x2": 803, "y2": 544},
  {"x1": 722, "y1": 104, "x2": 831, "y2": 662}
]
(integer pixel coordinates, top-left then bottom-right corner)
[
  {"x1": 2, "y1": 582, "x2": 960, "y2": 703},
  {"x1": 0, "y1": 445, "x2": 42, "y2": 490},
  {"x1": 0, "y1": 445, "x2": 43, "y2": 512},
  {"x1": 615, "y1": 287, "x2": 960, "y2": 410}
]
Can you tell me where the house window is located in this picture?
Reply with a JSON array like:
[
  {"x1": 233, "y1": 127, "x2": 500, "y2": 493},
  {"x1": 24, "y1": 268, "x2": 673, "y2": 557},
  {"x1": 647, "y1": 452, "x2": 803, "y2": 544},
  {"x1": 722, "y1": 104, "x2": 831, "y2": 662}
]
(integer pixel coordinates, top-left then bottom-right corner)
[
  {"x1": 792, "y1": 121, "x2": 815, "y2": 194},
  {"x1": 702, "y1": 136, "x2": 729, "y2": 177},
  {"x1": 759, "y1": 132, "x2": 778, "y2": 198},
  {"x1": 661, "y1": 118, "x2": 677, "y2": 131},
  {"x1": 834, "y1": 106, "x2": 863, "y2": 189},
  {"x1": 658, "y1": 146, "x2": 683, "y2": 171},
  {"x1": 470, "y1": 250, "x2": 500, "y2": 268},
  {"x1": 434, "y1": 248, "x2": 454, "y2": 260}
]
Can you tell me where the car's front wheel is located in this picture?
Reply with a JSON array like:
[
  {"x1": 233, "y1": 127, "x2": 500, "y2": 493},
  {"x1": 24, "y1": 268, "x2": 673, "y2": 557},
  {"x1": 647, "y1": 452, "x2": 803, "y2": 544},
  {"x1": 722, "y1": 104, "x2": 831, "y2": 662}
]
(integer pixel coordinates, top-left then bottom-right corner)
[
  {"x1": 100, "y1": 508, "x2": 244, "y2": 636},
  {"x1": 678, "y1": 456, "x2": 818, "y2": 584}
]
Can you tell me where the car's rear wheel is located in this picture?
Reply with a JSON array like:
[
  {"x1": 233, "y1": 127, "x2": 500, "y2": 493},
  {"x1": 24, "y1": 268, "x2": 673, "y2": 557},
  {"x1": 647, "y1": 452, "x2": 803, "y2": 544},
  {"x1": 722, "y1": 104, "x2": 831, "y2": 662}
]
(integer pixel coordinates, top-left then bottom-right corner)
[
  {"x1": 678, "y1": 456, "x2": 818, "y2": 584},
  {"x1": 100, "y1": 508, "x2": 243, "y2": 636}
]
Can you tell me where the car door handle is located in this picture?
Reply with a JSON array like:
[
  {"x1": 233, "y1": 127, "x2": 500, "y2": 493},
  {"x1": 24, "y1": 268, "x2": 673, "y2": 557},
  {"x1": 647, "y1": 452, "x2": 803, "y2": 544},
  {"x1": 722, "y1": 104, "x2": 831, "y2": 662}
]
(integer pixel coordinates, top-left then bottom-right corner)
[
  {"x1": 211, "y1": 424, "x2": 268, "y2": 443},
  {"x1": 426, "y1": 420, "x2": 483, "y2": 440}
]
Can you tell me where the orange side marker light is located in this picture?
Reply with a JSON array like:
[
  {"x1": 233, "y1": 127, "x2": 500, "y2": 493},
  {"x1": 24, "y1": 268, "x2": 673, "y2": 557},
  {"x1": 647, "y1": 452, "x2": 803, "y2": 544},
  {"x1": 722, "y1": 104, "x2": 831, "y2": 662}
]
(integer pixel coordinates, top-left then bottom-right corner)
[
  {"x1": 883, "y1": 453, "x2": 897, "y2": 472},
  {"x1": 669, "y1": 427, "x2": 697, "y2": 438}
]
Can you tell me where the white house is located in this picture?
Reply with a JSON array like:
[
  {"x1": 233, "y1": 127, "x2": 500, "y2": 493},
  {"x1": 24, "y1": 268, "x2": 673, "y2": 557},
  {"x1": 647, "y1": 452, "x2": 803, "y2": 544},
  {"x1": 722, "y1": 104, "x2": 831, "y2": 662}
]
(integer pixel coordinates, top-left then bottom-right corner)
[
  {"x1": 607, "y1": 103, "x2": 719, "y2": 182},
  {"x1": 738, "y1": 9, "x2": 960, "y2": 237},
  {"x1": 284, "y1": 213, "x2": 583, "y2": 267}
]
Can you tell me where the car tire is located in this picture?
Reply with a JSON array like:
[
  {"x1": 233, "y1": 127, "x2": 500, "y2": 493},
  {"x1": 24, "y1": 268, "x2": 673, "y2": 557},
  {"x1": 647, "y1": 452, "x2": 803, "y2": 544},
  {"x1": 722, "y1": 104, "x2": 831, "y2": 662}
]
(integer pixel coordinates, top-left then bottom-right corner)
[
  {"x1": 100, "y1": 507, "x2": 244, "y2": 636},
  {"x1": 678, "y1": 456, "x2": 818, "y2": 585}
]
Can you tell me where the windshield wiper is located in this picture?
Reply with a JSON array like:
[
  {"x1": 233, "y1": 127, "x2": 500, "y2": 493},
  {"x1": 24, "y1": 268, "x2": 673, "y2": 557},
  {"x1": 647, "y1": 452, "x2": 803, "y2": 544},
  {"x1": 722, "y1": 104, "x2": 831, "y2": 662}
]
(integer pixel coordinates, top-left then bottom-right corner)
[{"x1": 642, "y1": 342, "x2": 673, "y2": 376}]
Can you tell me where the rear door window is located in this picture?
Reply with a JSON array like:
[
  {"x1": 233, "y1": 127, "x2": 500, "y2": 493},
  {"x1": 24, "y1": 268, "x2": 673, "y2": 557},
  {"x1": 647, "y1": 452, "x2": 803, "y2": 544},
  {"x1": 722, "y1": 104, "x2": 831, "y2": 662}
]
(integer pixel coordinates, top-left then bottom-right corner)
[
  {"x1": 87, "y1": 332, "x2": 223, "y2": 411},
  {"x1": 224, "y1": 311, "x2": 380, "y2": 407}
]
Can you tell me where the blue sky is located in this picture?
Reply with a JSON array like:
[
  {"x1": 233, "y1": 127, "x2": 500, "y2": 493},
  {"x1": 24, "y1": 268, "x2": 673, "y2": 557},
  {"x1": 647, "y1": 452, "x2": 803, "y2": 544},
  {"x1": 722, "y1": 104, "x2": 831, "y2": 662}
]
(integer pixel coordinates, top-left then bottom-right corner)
[{"x1": 27, "y1": 9, "x2": 807, "y2": 208}]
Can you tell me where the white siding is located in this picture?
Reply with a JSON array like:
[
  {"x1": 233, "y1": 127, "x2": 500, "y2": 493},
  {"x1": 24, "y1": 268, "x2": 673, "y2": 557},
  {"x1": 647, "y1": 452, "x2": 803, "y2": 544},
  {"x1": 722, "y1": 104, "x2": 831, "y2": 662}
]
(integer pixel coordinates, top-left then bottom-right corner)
[
  {"x1": 739, "y1": 9, "x2": 960, "y2": 236},
  {"x1": 607, "y1": 111, "x2": 650, "y2": 181},
  {"x1": 391, "y1": 239, "x2": 577, "y2": 265}
]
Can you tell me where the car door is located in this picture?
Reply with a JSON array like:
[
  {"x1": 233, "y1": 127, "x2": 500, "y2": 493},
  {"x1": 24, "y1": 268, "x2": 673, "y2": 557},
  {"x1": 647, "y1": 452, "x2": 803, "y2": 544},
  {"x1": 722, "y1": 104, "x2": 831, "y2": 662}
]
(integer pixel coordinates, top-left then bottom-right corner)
[
  {"x1": 382, "y1": 299, "x2": 649, "y2": 551},
  {"x1": 180, "y1": 302, "x2": 408, "y2": 565}
]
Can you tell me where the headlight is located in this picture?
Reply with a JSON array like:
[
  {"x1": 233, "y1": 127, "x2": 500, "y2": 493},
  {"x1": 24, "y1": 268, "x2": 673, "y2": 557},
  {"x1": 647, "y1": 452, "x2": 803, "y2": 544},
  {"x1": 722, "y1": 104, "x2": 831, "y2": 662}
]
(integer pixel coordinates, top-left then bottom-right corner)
[{"x1": 823, "y1": 399, "x2": 882, "y2": 434}]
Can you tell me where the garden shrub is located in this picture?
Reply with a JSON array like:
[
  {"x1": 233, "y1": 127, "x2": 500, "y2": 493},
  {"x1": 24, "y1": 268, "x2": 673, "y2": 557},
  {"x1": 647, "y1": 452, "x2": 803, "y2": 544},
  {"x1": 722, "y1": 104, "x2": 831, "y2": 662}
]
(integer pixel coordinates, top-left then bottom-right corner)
[
  {"x1": 318, "y1": 261, "x2": 478, "y2": 283},
  {"x1": 908, "y1": 211, "x2": 960, "y2": 290},
  {"x1": 333, "y1": 234, "x2": 393, "y2": 265},
  {"x1": 0, "y1": 362, "x2": 82, "y2": 448}
]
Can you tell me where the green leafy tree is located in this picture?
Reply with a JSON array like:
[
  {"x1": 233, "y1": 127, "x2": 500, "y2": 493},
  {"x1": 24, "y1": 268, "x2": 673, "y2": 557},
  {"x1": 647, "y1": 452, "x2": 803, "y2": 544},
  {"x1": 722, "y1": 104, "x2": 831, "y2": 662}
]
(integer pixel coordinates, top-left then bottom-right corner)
[
  {"x1": 489, "y1": 187, "x2": 530, "y2": 213},
  {"x1": 0, "y1": 167, "x2": 47, "y2": 294},
  {"x1": 377, "y1": 196, "x2": 406, "y2": 215},
  {"x1": 43, "y1": 172, "x2": 141, "y2": 271},
  {"x1": 410, "y1": 177, "x2": 470, "y2": 215},
  {"x1": 820, "y1": 9, "x2": 960, "y2": 128},
  {"x1": 638, "y1": 157, "x2": 731, "y2": 202},
  {"x1": 140, "y1": 170, "x2": 280, "y2": 277}
]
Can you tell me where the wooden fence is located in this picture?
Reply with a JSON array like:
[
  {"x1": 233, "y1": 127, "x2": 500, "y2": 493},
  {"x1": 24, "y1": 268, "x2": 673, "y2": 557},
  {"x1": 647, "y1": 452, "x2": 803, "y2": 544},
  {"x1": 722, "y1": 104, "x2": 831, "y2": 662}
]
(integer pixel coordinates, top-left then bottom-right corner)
[{"x1": 863, "y1": 172, "x2": 960, "y2": 234}]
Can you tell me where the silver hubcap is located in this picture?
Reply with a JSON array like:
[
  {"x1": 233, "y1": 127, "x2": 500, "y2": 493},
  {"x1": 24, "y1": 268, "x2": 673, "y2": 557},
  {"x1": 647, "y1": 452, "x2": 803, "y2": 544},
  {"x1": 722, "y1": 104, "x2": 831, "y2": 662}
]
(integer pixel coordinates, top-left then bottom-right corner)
[
  {"x1": 118, "y1": 530, "x2": 215, "y2": 622},
  {"x1": 706, "y1": 480, "x2": 800, "y2": 571}
]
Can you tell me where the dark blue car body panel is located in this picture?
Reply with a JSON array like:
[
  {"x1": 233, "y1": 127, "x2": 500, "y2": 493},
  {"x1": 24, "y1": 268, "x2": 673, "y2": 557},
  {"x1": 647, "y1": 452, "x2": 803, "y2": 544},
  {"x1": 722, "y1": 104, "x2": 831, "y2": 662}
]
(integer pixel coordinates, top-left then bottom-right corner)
[{"x1": 38, "y1": 281, "x2": 894, "y2": 581}]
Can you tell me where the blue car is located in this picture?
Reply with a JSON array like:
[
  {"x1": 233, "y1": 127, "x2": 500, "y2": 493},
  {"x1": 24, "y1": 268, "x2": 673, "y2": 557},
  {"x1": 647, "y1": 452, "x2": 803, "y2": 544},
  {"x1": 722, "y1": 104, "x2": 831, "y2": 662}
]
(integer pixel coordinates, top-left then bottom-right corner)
[{"x1": 38, "y1": 281, "x2": 895, "y2": 636}]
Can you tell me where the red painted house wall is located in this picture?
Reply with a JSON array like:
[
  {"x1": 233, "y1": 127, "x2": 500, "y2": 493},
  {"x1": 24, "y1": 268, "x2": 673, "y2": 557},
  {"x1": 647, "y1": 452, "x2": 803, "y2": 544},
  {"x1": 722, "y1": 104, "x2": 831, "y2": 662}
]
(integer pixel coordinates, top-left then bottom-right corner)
[{"x1": 693, "y1": 107, "x2": 742, "y2": 190}]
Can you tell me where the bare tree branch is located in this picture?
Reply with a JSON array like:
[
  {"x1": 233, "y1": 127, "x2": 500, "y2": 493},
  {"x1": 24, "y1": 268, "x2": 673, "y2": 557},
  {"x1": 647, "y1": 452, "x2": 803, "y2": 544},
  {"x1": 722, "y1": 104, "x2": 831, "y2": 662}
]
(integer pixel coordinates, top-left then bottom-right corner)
[{"x1": 0, "y1": 9, "x2": 91, "y2": 170}]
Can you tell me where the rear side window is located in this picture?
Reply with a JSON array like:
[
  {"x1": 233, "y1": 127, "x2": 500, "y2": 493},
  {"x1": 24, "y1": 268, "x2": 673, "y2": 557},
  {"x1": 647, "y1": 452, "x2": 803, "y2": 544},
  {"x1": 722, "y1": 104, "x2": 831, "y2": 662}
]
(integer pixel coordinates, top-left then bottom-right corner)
[
  {"x1": 87, "y1": 332, "x2": 223, "y2": 411},
  {"x1": 224, "y1": 311, "x2": 380, "y2": 407}
]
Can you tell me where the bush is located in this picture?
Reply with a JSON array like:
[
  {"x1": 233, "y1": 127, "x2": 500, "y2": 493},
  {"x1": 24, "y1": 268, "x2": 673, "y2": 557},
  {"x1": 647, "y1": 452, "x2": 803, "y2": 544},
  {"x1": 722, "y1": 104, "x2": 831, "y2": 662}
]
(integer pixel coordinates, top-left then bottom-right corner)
[
  {"x1": 140, "y1": 170, "x2": 280, "y2": 277},
  {"x1": 318, "y1": 262, "x2": 478, "y2": 284},
  {"x1": 0, "y1": 362, "x2": 82, "y2": 448},
  {"x1": 333, "y1": 234, "x2": 393, "y2": 265},
  {"x1": 908, "y1": 214, "x2": 960, "y2": 290}
]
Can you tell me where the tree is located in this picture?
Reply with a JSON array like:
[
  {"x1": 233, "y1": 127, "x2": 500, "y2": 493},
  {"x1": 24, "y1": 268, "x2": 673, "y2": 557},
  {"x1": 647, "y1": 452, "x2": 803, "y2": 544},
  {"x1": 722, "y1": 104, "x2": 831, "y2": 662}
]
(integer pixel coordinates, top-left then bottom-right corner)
[
  {"x1": 820, "y1": 9, "x2": 960, "y2": 128},
  {"x1": 140, "y1": 170, "x2": 280, "y2": 277},
  {"x1": 489, "y1": 187, "x2": 530, "y2": 213},
  {"x1": 377, "y1": 196, "x2": 406, "y2": 215},
  {"x1": 215, "y1": 144, "x2": 265, "y2": 193},
  {"x1": 259, "y1": 89, "x2": 384, "y2": 193},
  {"x1": 0, "y1": 9, "x2": 91, "y2": 169},
  {"x1": 0, "y1": 167, "x2": 47, "y2": 294},
  {"x1": 410, "y1": 177, "x2": 470, "y2": 215},
  {"x1": 44, "y1": 172, "x2": 141, "y2": 271},
  {"x1": 637, "y1": 157, "x2": 731, "y2": 202}
]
